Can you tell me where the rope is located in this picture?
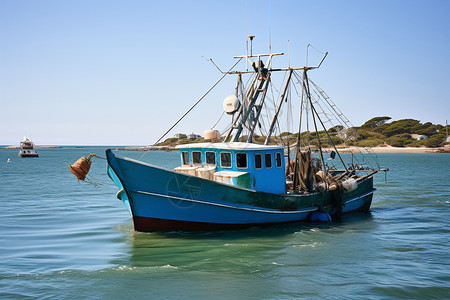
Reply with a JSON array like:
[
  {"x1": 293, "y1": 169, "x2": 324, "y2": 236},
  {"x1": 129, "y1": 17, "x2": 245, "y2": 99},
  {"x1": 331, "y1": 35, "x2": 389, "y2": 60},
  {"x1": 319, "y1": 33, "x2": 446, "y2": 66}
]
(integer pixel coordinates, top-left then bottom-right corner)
[
  {"x1": 138, "y1": 57, "x2": 243, "y2": 160},
  {"x1": 89, "y1": 153, "x2": 106, "y2": 160},
  {"x1": 85, "y1": 173, "x2": 105, "y2": 187},
  {"x1": 308, "y1": 44, "x2": 326, "y2": 55}
]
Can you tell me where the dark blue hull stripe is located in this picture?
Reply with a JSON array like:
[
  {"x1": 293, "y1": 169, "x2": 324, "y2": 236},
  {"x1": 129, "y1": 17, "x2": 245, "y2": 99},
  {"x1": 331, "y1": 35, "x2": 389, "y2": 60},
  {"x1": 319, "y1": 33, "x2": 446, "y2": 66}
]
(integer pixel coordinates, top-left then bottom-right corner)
[{"x1": 130, "y1": 188, "x2": 375, "y2": 215}]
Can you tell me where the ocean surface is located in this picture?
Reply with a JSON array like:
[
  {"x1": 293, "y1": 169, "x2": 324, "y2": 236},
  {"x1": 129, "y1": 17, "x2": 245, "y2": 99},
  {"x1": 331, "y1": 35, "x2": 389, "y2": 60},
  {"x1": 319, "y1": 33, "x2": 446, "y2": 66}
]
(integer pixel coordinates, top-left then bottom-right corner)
[{"x1": 0, "y1": 147, "x2": 449, "y2": 299}]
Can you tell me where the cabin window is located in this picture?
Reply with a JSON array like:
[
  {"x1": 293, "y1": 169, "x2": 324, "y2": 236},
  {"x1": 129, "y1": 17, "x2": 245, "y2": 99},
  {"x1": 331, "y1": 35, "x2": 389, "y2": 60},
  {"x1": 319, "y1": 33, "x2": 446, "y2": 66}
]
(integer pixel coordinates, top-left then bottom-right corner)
[
  {"x1": 265, "y1": 153, "x2": 272, "y2": 168},
  {"x1": 205, "y1": 151, "x2": 216, "y2": 166},
  {"x1": 254, "y1": 154, "x2": 262, "y2": 169},
  {"x1": 182, "y1": 151, "x2": 190, "y2": 165},
  {"x1": 192, "y1": 151, "x2": 202, "y2": 165},
  {"x1": 220, "y1": 152, "x2": 232, "y2": 168},
  {"x1": 236, "y1": 153, "x2": 248, "y2": 169},
  {"x1": 275, "y1": 152, "x2": 282, "y2": 168}
]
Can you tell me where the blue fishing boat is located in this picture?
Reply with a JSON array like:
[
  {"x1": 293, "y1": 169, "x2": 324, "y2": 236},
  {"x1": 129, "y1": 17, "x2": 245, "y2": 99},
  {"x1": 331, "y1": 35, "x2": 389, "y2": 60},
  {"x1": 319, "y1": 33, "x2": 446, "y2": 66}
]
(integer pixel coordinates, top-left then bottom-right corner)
[{"x1": 106, "y1": 40, "x2": 385, "y2": 231}]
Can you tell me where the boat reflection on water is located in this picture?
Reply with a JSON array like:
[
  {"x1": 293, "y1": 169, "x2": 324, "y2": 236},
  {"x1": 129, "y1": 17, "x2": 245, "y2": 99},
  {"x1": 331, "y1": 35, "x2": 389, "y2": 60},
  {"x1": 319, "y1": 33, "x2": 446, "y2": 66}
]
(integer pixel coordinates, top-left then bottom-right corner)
[{"x1": 118, "y1": 211, "x2": 374, "y2": 273}]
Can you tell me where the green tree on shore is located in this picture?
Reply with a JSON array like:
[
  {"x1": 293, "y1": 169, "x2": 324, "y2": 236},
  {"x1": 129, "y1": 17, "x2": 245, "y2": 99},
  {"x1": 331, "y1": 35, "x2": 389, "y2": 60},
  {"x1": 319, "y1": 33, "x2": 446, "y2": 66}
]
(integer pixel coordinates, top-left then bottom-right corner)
[{"x1": 157, "y1": 116, "x2": 448, "y2": 148}]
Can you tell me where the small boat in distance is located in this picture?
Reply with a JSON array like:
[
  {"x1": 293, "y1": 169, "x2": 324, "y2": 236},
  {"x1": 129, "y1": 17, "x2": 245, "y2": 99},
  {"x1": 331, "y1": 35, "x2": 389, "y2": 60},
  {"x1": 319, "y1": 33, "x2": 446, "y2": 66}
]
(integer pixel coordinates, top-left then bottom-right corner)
[
  {"x1": 18, "y1": 137, "x2": 39, "y2": 158},
  {"x1": 106, "y1": 39, "x2": 387, "y2": 232}
]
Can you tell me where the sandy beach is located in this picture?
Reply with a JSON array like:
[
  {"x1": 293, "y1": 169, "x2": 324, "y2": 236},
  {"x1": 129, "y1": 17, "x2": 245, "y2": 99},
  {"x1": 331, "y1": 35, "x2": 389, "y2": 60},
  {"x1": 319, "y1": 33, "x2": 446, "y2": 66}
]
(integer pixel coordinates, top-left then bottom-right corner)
[{"x1": 343, "y1": 145, "x2": 450, "y2": 153}]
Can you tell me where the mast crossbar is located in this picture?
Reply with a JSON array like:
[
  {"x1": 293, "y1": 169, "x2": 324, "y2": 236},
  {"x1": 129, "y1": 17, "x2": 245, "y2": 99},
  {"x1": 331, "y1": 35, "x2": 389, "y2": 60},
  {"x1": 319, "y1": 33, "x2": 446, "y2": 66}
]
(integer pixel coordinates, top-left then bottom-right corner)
[{"x1": 233, "y1": 52, "x2": 284, "y2": 58}]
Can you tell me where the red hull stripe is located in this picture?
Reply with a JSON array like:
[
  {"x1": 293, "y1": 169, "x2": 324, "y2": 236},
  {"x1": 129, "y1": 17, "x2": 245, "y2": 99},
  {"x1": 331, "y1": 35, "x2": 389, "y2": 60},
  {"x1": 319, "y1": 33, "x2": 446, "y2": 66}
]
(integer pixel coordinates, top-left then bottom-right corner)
[{"x1": 133, "y1": 216, "x2": 295, "y2": 232}]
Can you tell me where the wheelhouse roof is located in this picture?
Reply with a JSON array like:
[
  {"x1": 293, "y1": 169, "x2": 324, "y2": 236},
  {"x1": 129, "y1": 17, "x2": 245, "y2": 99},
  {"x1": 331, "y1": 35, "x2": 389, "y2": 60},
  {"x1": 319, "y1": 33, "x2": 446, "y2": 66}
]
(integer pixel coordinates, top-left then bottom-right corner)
[{"x1": 175, "y1": 142, "x2": 285, "y2": 151}]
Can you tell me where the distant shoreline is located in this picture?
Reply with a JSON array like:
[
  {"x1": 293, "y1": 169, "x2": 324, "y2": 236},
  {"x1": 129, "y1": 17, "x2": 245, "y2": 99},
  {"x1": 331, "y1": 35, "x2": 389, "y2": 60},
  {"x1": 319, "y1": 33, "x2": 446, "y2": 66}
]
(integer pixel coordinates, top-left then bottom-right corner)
[
  {"x1": 112, "y1": 146, "x2": 176, "y2": 152},
  {"x1": 0, "y1": 146, "x2": 63, "y2": 149},
  {"x1": 1, "y1": 145, "x2": 448, "y2": 153},
  {"x1": 114, "y1": 145, "x2": 450, "y2": 153},
  {"x1": 0, "y1": 145, "x2": 174, "y2": 151}
]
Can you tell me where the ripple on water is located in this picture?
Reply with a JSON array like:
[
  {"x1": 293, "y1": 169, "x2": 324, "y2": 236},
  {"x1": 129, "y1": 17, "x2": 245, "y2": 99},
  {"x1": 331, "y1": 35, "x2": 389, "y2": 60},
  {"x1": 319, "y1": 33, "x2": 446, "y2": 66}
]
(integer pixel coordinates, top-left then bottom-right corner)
[{"x1": 0, "y1": 150, "x2": 449, "y2": 299}]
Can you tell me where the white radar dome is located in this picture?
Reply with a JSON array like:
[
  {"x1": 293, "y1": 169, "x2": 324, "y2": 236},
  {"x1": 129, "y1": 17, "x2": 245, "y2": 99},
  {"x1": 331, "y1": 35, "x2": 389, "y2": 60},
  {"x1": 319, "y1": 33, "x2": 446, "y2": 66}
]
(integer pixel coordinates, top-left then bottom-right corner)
[{"x1": 223, "y1": 95, "x2": 240, "y2": 114}]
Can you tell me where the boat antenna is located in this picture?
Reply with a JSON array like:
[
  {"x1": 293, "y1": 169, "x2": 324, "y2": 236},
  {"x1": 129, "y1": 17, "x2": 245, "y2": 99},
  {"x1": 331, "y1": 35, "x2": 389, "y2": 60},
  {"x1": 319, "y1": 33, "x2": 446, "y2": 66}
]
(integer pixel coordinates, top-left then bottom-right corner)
[
  {"x1": 288, "y1": 40, "x2": 290, "y2": 68},
  {"x1": 249, "y1": 35, "x2": 255, "y2": 56},
  {"x1": 306, "y1": 44, "x2": 310, "y2": 67},
  {"x1": 245, "y1": 0, "x2": 248, "y2": 71},
  {"x1": 268, "y1": 0, "x2": 271, "y2": 54}
]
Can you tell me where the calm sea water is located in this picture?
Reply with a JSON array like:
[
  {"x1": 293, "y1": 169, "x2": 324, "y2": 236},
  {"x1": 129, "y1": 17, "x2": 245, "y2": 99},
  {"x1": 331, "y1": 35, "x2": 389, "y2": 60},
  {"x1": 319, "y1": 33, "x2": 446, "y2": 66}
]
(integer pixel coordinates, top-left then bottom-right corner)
[{"x1": 0, "y1": 147, "x2": 449, "y2": 299}]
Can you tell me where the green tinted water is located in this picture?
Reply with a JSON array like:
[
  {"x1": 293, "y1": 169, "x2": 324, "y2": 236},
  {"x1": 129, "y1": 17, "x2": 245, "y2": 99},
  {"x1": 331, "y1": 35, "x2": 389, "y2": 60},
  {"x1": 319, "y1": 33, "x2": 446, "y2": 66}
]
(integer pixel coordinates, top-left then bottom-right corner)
[{"x1": 0, "y1": 148, "x2": 449, "y2": 299}]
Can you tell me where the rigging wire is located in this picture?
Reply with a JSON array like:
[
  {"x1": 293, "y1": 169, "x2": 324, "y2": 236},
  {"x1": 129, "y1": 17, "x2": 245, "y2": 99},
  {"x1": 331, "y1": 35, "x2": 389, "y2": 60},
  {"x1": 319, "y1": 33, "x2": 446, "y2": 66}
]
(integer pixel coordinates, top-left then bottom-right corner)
[
  {"x1": 210, "y1": 111, "x2": 225, "y2": 130},
  {"x1": 308, "y1": 44, "x2": 326, "y2": 54},
  {"x1": 138, "y1": 57, "x2": 243, "y2": 160},
  {"x1": 287, "y1": 81, "x2": 293, "y2": 133},
  {"x1": 308, "y1": 78, "x2": 380, "y2": 170},
  {"x1": 274, "y1": 82, "x2": 290, "y2": 146},
  {"x1": 291, "y1": 71, "x2": 380, "y2": 171},
  {"x1": 220, "y1": 121, "x2": 233, "y2": 137}
]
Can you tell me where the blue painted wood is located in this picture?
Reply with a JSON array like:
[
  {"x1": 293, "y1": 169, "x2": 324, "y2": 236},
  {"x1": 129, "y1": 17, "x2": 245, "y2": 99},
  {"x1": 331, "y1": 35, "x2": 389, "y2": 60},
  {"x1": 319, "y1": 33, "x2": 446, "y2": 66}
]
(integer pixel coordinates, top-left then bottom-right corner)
[
  {"x1": 176, "y1": 143, "x2": 286, "y2": 194},
  {"x1": 106, "y1": 149, "x2": 375, "y2": 232}
]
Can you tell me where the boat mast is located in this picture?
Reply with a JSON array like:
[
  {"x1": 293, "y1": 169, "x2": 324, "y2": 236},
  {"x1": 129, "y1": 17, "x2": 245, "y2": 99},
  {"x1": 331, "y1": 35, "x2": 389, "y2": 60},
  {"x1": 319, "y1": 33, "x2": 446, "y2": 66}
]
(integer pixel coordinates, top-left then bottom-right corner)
[
  {"x1": 225, "y1": 37, "x2": 283, "y2": 143},
  {"x1": 293, "y1": 85, "x2": 305, "y2": 191},
  {"x1": 223, "y1": 44, "x2": 326, "y2": 145},
  {"x1": 247, "y1": 77, "x2": 270, "y2": 143},
  {"x1": 303, "y1": 69, "x2": 327, "y2": 173},
  {"x1": 264, "y1": 69, "x2": 293, "y2": 145},
  {"x1": 303, "y1": 69, "x2": 349, "y2": 173},
  {"x1": 308, "y1": 96, "x2": 349, "y2": 172},
  {"x1": 225, "y1": 73, "x2": 269, "y2": 142}
]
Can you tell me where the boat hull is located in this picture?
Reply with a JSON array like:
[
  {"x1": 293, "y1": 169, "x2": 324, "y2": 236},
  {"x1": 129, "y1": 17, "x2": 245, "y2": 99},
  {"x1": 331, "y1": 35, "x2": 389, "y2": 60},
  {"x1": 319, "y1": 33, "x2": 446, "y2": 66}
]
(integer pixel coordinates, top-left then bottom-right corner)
[
  {"x1": 18, "y1": 153, "x2": 39, "y2": 157},
  {"x1": 18, "y1": 150, "x2": 39, "y2": 157},
  {"x1": 106, "y1": 150, "x2": 375, "y2": 231}
]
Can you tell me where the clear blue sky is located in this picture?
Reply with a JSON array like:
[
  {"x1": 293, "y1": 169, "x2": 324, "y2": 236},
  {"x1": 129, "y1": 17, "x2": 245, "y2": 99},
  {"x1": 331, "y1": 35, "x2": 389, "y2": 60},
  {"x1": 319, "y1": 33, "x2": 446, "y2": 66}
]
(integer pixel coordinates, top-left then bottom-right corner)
[{"x1": 1, "y1": 0, "x2": 449, "y2": 145}]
